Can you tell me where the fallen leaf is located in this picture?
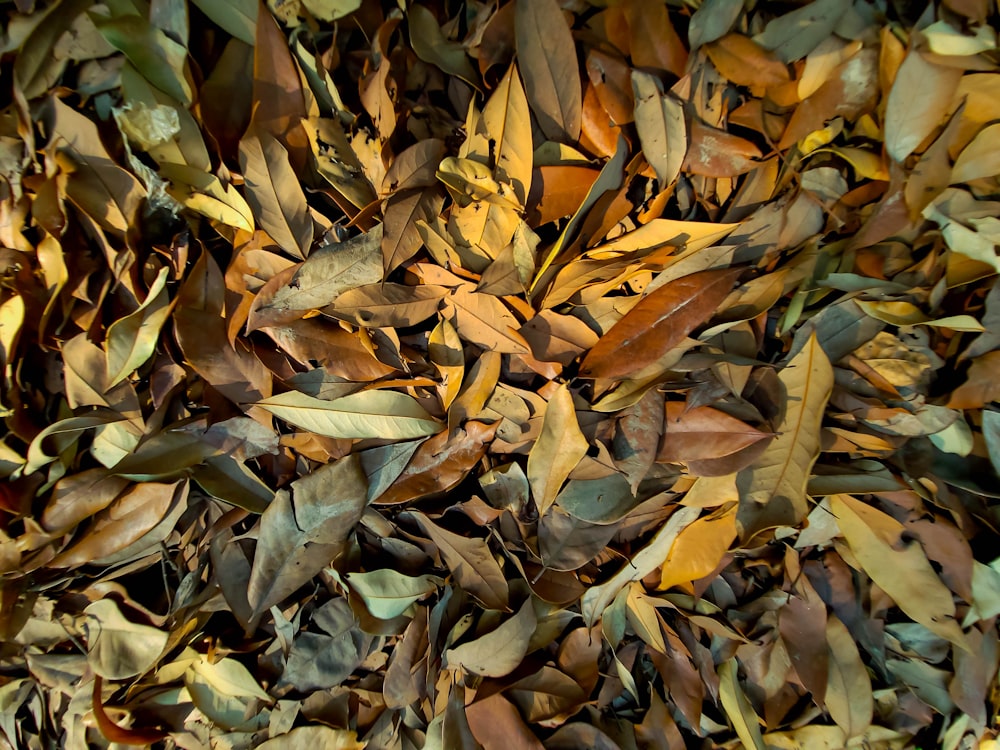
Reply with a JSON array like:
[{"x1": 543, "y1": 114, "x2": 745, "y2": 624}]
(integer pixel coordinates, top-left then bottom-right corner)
[
  {"x1": 515, "y1": 0, "x2": 581, "y2": 142},
  {"x1": 409, "y1": 510, "x2": 509, "y2": 610},
  {"x1": 829, "y1": 493, "x2": 969, "y2": 651},
  {"x1": 885, "y1": 49, "x2": 963, "y2": 163},
  {"x1": 446, "y1": 598, "x2": 536, "y2": 677},
  {"x1": 247, "y1": 455, "x2": 368, "y2": 620},
  {"x1": 580, "y1": 268, "x2": 742, "y2": 380},
  {"x1": 528, "y1": 384, "x2": 589, "y2": 515},
  {"x1": 239, "y1": 126, "x2": 313, "y2": 259},
  {"x1": 737, "y1": 333, "x2": 833, "y2": 538},
  {"x1": 658, "y1": 505, "x2": 737, "y2": 591},
  {"x1": 256, "y1": 389, "x2": 441, "y2": 440}
]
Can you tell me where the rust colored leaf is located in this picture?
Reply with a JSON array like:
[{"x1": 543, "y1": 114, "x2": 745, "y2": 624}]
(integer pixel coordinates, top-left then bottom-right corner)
[
  {"x1": 467, "y1": 692, "x2": 545, "y2": 750},
  {"x1": 579, "y1": 268, "x2": 742, "y2": 380},
  {"x1": 529, "y1": 166, "x2": 600, "y2": 225},
  {"x1": 174, "y1": 250, "x2": 272, "y2": 404}
]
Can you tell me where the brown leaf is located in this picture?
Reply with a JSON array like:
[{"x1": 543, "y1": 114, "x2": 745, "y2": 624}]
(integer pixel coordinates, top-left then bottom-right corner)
[
  {"x1": 382, "y1": 188, "x2": 446, "y2": 273},
  {"x1": 50, "y1": 480, "x2": 189, "y2": 568},
  {"x1": 239, "y1": 126, "x2": 313, "y2": 259},
  {"x1": 579, "y1": 268, "x2": 742, "y2": 380},
  {"x1": 328, "y1": 282, "x2": 446, "y2": 329},
  {"x1": 174, "y1": 250, "x2": 272, "y2": 404},
  {"x1": 466, "y1": 692, "x2": 545, "y2": 750},
  {"x1": 247, "y1": 455, "x2": 368, "y2": 621},
  {"x1": 948, "y1": 351, "x2": 1000, "y2": 409},
  {"x1": 443, "y1": 284, "x2": 532, "y2": 354},
  {"x1": 41, "y1": 469, "x2": 129, "y2": 533},
  {"x1": 259, "y1": 319, "x2": 397, "y2": 380},
  {"x1": 373, "y1": 421, "x2": 498, "y2": 506},
  {"x1": 408, "y1": 510, "x2": 509, "y2": 610},
  {"x1": 885, "y1": 48, "x2": 963, "y2": 163},
  {"x1": 382, "y1": 139, "x2": 446, "y2": 195},
  {"x1": 657, "y1": 402, "x2": 772, "y2": 473},
  {"x1": 251, "y1": 2, "x2": 309, "y2": 169}
]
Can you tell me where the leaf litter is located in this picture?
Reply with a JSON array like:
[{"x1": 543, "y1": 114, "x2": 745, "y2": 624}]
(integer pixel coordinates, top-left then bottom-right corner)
[{"x1": 0, "y1": 0, "x2": 999, "y2": 748}]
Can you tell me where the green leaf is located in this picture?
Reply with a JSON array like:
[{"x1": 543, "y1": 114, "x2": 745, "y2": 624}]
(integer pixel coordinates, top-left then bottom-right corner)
[
  {"x1": 345, "y1": 569, "x2": 442, "y2": 620},
  {"x1": 93, "y1": 14, "x2": 195, "y2": 104},
  {"x1": 247, "y1": 455, "x2": 368, "y2": 620},
  {"x1": 257, "y1": 389, "x2": 441, "y2": 440},
  {"x1": 189, "y1": 0, "x2": 257, "y2": 45}
]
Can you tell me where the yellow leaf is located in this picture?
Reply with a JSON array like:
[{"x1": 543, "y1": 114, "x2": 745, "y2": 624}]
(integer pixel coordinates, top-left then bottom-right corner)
[
  {"x1": 719, "y1": 658, "x2": 766, "y2": 750},
  {"x1": 738, "y1": 333, "x2": 833, "y2": 537},
  {"x1": 885, "y1": 49, "x2": 963, "y2": 162},
  {"x1": 658, "y1": 505, "x2": 737, "y2": 591},
  {"x1": 482, "y1": 64, "x2": 533, "y2": 206},
  {"x1": 527, "y1": 384, "x2": 588, "y2": 515},
  {"x1": 829, "y1": 494, "x2": 969, "y2": 651},
  {"x1": 824, "y1": 615, "x2": 873, "y2": 739}
]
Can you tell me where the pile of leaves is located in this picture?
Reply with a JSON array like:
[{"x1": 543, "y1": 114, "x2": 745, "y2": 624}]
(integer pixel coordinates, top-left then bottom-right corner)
[{"x1": 1, "y1": 0, "x2": 1000, "y2": 746}]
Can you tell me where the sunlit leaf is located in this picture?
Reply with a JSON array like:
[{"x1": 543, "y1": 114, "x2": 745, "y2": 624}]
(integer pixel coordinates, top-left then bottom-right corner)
[
  {"x1": 84, "y1": 599, "x2": 169, "y2": 679},
  {"x1": 257, "y1": 389, "x2": 441, "y2": 440}
]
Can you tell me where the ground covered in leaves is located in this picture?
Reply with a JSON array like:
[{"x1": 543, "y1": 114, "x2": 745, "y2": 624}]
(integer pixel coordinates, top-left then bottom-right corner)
[{"x1": 1, "y1": 0, "x2": 1000, "y2": 747}]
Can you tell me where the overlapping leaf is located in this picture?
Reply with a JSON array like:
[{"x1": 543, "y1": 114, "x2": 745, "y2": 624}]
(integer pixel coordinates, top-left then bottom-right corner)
[{"x1": 4, "y1": 1, "x2": 1000, "y2": 748}]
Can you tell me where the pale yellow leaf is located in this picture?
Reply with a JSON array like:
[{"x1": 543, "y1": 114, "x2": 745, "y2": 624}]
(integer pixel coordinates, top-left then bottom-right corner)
[{"x1": 527, "y1": 384, "x2": 588, "y2": 516}]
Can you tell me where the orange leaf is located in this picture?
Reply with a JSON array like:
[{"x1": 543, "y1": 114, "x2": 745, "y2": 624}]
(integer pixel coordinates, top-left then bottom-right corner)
[
  {"x1": 92, "y1": 676, "x2": 167, "y2": 746},
  {"x1": 705, "y1": 34, "x2": 790, "y2": 88}
]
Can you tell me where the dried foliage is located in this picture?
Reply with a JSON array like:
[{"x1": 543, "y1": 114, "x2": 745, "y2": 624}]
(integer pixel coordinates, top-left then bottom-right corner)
[{"x1": 1, "y1": 0, "x2": 1000, "y2": 748}]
